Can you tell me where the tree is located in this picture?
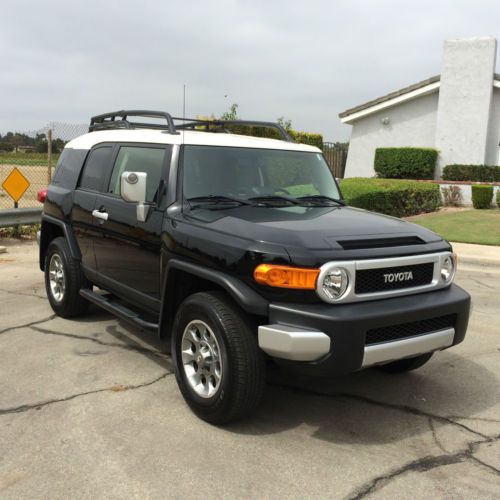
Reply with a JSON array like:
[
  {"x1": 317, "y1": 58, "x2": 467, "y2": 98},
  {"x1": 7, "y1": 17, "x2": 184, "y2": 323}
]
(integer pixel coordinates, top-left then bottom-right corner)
[
  {"x1": 276, "y1": 116, "x2": 292, "y2": 132},
  {"x1": 220, "y1": 103, "x2": 239, "y2": 121}
]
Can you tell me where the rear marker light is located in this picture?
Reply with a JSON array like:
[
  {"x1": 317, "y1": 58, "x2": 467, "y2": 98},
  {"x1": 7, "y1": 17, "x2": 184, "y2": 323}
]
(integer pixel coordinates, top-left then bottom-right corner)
[{"x1": 37, "y1": 188, "x2": 48, "y2": 203}]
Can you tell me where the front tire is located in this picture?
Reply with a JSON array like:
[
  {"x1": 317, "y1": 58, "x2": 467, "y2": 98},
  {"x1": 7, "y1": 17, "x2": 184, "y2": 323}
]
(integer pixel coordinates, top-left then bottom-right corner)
[
  {"x1": 172, "y1": 291, "x2": 265, "y2": 424},
  {"x1": 377, "y1": 352, "x2": 433, "y2": 373},
  {"x1": 44, "y1": 237, "x2": 89, "y2": 318}
]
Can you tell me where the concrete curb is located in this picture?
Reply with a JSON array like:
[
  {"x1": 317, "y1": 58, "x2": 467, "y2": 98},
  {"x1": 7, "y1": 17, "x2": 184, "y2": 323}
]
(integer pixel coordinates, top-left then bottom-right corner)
[{"x1": 452, "y1": 242, "x2": 500, "y2": 269}]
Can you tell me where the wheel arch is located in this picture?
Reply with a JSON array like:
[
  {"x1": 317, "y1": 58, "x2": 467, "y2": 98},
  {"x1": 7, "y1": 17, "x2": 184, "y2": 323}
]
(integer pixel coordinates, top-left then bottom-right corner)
[
  {"x1": 39, "y1": 215, "x2": 81, "y2": 271},
  {"x1": 158, "y1": 259, "x2": 268, "y2": 339}
]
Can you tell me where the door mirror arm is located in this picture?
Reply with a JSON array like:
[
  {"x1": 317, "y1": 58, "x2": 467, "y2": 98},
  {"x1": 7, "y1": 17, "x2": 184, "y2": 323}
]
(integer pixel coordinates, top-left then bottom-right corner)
[{"x1": 121, "y1": 171, "x2": 149, "y2": 222}]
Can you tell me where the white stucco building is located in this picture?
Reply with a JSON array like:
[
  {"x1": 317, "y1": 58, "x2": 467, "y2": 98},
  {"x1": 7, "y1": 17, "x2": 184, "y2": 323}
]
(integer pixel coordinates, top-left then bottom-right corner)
[{"x1": 340, "y1": 37, "x2": 500, "y2": 178}]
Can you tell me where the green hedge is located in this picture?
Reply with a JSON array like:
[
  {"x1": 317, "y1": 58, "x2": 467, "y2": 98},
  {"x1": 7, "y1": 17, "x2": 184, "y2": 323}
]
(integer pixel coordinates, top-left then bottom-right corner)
[
  {"x1": 340, "y1": 178, "x2": 441, "y2": 217},
  {"x1": 496, "y1": 189, "x2": 500, "y2": 209},
  {"x1": 236, "y1": 126, "x2": 322, "y2": 149},
  {"x1": 471, "y1": 185, "x2": 493, "y2": 209},
  {"x1": 197, "y1": 121, "x2": 323, "y2": 149},
  {"x1": 288, "y1": 130, "x2": 323, "y2": 149},
  {"x1": 374, "y1": 147, "x2": 437, "y2": 179},
  {"x1": 442, "y1": 164, "x2": 500, "y2": 182}
]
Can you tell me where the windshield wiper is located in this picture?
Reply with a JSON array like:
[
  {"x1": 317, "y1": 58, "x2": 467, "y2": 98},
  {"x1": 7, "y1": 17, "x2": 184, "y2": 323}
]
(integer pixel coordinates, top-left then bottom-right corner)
[
  {"x1": 296, "y1": 195, "x2": 345, "y2": 206},
  {"x1": 186, "y1": 195, "x2": 255, "y2": 210},
  {"x1": 247, "y1": 195, "x2": 302, "y2": 206}
]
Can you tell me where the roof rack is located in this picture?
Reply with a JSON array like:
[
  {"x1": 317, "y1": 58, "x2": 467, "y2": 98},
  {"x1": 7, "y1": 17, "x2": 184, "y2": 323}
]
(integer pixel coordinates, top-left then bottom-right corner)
[
  {"x1": 89, "y1": 110, "x2": 177, "y2": 134},
  {"x1": 173, "y1": 118, "x2": 294, "y2": 142},
  {"x1": 88, "y1": 110, "x2": 294, "y2": 142}
]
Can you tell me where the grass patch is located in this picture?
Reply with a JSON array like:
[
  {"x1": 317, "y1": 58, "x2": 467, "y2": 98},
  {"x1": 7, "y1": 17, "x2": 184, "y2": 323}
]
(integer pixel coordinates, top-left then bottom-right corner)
[
  {"x1": 408, "y1": 209, "x2": 500, "y2": 246},
  {"x1": 0, "y1": 224, "x2": 39, "y2": 240},
  {"x1": 0, "y1": 153, "x2": 60, "y2": 166}
]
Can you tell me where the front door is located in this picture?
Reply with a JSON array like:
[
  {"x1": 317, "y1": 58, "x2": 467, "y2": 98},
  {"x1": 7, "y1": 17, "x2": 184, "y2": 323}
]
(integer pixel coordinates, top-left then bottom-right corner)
[{"x1": 92, "y1": 144, "x2": 171, "y2": 311}]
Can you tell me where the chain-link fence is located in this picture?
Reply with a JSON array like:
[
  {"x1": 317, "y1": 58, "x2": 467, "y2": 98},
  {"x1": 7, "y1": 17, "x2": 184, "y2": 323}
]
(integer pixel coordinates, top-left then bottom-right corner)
[
  {"x1": 0, "y1": 122, "x2": 87, "y2": 209},
  {"x1": 1, "y1": 123, "x2": 348, "y2": 209}
]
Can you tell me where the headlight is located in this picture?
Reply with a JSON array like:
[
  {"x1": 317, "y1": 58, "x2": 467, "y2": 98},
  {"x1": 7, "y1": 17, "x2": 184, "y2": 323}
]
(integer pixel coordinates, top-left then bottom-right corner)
[
  {"x1": 440, "y1": 254, "x2": 456, "y2": 284},
  {"x1": 318, "y1": 267, "x2": 349, "y2": 301}
]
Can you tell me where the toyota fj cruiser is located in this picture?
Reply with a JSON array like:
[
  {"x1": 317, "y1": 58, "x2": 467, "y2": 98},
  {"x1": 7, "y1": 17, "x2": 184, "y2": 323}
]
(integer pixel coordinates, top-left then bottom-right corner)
[{"x1": 39, "y1": 110, "x2": 470, "y2": 424}]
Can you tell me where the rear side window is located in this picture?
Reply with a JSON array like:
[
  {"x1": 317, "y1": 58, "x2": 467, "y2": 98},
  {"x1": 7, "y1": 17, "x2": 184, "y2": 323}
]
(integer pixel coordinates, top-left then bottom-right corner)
[
  {"x1": 108, "y1": 146, "x2": 166, "y2": 203},
  {"x1": 79, "y1": 146, "x2": 113, "y2": 191}
]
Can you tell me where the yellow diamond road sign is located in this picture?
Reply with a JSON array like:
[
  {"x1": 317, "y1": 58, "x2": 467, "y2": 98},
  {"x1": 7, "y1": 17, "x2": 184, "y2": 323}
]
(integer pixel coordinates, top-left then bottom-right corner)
[{"x1": 2, "y1": 167, "x2": 30, "y2": 203}]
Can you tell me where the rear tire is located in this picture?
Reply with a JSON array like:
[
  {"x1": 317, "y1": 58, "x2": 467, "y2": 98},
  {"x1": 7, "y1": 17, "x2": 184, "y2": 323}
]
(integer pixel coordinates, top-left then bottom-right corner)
[
  {"x1": 44, "y1": 237, "x2": 89, "y2": 318},
  {"x1": 377, "y1": 352, "x2": 433, "y2": 373},
  {"x1": 172, "y1": 291, "x2": 265, "y2": 424}
]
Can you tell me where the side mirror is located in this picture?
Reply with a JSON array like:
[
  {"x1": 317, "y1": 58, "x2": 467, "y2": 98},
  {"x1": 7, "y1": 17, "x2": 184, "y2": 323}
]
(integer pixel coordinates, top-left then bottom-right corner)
[{"x1": 121, "y1": 171, "x2": 149, "y2": 222}]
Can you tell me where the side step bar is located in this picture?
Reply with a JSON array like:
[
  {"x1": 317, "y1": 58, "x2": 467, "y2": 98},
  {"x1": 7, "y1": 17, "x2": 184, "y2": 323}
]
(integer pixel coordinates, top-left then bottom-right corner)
[{"x1": 80, "y1": 289, "x2": 158, "y2": 332}]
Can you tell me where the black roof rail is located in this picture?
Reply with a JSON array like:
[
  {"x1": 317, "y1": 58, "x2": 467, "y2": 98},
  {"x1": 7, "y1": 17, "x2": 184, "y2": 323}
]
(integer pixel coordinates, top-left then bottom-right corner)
[
  {"x1": 88, "y1": 110, "x2": 293, "y2": 142},
  {"x1": 89, "y1": 110, "x2": 178, "y2": 134},
  {"x1": 173, "y1": 118, "x2": 294, "y2": 142}
]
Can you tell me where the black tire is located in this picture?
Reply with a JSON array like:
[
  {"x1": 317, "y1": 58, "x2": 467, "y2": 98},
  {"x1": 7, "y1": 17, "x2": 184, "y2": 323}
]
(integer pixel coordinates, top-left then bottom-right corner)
[
  {"x1": 44, "y1": 237, "x2": 89, "y2": 318},
  {"x1": 377, "y1": 352, "x2": 433, "y2": 373},
  {"x1": 172, "y1": 291, "x2": 265, "y2": 424}
]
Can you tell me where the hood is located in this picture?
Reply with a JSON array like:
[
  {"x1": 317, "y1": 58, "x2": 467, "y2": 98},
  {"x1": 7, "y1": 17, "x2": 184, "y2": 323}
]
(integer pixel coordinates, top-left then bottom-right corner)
[{"x1": 186, "y1": 205, "x2": 448, "y2": 265}]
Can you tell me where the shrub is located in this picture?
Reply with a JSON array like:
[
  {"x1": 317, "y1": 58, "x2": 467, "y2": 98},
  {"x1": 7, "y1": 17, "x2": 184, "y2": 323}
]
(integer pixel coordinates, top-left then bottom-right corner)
[
  {"x1": 471, "y1": 185, "x2": 493, "y2": 209},
  {"x1": 441, "y1": 185, "x2": 463, "y2": 206},
  {"x1": 288, "y1": 130, "x2": 323, "y2": 149},
  {"x1": 204, "y1": 123, "x2": 323, "y2": 149},
  {"x1": 442, "y1": 164, "x2": 500, "y2": 182},
  {"x1": 340, "y1": 178, "x2": 441, "y2": 217},
  {"x1": 248, "y1": 127, "x2": 323, "y2": 149},
  {"x1": 496, "y1": 189, "x2": 500, "y2": 209},
  {"x1": 374, "y1": 147, "x2": 437, "y2": 179}
]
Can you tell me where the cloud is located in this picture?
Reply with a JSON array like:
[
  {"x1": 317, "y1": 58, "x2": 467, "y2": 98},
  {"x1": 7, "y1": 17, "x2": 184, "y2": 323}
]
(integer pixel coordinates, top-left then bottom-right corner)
[{"x1": 1, "y1": 0, "x2": 499, "y2": 140}]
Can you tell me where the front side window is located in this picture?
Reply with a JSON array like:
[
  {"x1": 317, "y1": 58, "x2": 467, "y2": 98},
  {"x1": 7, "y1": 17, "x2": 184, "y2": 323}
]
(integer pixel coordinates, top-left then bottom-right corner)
[
  {"x1": 80, "y1": 146, "x2": 113, "y2": 191},
  {"x1": 182, "y1": 146, "x2": 341, "y2": 203},
  {"x1": 108, "y1": 146, "x2": 167, "y2": 203}
]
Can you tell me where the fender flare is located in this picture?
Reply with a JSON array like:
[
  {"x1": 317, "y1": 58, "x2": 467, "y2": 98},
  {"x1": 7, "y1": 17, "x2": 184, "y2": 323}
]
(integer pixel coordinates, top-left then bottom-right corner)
[
  {"x1": 39, "y1": 214, "x2": 81, "y2": 270},
  {"x1": 159, "y1": 258, "x2": 269, "y2": 337}
]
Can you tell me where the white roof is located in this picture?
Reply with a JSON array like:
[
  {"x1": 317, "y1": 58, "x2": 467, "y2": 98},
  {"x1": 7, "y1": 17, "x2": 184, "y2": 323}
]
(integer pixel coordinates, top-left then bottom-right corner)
[{"x1": 65, "y1": 129, "x2": 321, "y2": 153}]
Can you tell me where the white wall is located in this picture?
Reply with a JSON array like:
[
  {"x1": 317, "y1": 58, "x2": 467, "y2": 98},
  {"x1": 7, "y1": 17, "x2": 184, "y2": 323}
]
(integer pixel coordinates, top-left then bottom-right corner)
[
  {"x1": 344, "y1": 92, "x2": 439, "y2": 178},
  {"x1": 485, "y1": 88, "x2": 500, "y2": 165},
  {"x1": 435, "y1": 37, "x2": 497, "y2": 176}
]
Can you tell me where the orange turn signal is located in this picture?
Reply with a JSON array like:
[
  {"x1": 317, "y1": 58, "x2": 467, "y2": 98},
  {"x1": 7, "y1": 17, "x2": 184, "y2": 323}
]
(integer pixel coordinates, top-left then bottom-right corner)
[{"x1": 253, "y1": 264, "x2": 320, "y2": 289}]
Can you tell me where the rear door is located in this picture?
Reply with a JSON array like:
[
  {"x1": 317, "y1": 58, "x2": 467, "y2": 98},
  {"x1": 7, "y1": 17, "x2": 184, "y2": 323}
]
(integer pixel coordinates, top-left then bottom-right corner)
[
  {"x1": 92, "y1": 143, "x2": 171, "y2": 311},
  {"x1": 71, "y1": 145, "x2": 115, "y2": 277}
]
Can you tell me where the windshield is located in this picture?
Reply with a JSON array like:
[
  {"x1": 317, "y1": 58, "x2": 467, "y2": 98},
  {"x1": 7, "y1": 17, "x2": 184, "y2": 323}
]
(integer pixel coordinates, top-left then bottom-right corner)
[{"x1": 182, "y1": 145, "x2": 341, "y2": 206}]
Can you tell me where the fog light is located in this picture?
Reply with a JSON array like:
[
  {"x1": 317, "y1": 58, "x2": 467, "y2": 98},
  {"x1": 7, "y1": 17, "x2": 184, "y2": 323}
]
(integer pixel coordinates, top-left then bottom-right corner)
[
  {"x1": 441, "y1": 254, "x2": 456, "y2": 283},
  {"x1": 319, "y1": 267, "x2": 349, "y2": 301}
]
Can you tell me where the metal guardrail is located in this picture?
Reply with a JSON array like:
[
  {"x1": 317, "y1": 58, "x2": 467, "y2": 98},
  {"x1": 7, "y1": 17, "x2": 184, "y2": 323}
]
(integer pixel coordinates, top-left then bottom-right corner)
[{"x1": 0, "y1": 208, "x2": 42, "y2": 228}]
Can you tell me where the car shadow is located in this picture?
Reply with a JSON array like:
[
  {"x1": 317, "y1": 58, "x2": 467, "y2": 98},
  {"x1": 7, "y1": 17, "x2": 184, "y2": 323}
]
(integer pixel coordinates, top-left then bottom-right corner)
[
  {"x1": 74, "y1": 305, "x2": 497, "y2": 446},
  {"x1": 72, "y1": 304, "x2": 172, "y2": 372},
  {"x1": 225, "y1": 352, "x2": 498, "y2": 444}
]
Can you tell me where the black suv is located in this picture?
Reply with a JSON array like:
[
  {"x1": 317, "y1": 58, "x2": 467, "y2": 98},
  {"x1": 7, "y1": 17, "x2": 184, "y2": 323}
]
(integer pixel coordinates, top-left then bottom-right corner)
[{"x1": 39, "y1": 110, "x2": 470, "y2": 424}]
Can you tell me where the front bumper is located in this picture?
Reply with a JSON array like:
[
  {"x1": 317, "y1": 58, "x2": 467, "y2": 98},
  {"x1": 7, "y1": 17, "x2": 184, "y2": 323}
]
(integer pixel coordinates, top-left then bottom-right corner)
[{"x1": 258, "y1": 284, "x2": 470, "y2": 376}]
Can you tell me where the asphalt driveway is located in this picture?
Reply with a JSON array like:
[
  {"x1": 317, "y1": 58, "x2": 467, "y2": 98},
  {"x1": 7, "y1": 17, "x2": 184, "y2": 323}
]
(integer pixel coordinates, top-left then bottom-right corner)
[{"x1": 0, "y1": 240, "x2": 499, "y2": 499}]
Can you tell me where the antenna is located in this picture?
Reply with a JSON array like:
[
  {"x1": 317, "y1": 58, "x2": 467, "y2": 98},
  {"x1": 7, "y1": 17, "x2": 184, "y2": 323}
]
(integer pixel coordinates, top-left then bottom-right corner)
[{"x1": 182, "y1": 84, "x2": 186, "y2": 144}]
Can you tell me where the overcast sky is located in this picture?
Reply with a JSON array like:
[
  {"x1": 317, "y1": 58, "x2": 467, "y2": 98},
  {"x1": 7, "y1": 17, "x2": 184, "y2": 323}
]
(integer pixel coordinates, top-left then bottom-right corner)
[{"x1": 2, "y1": 0, "x2": 500, "y2": 141}]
